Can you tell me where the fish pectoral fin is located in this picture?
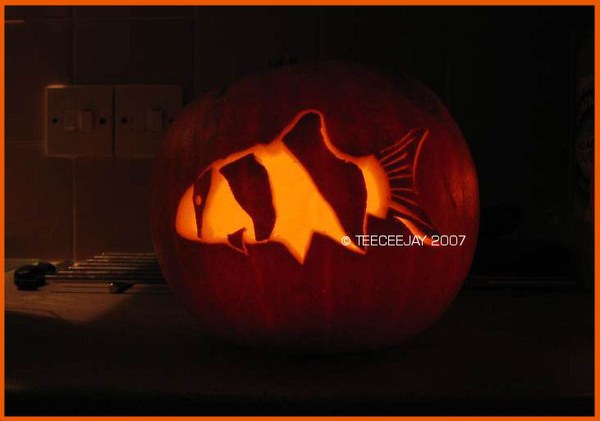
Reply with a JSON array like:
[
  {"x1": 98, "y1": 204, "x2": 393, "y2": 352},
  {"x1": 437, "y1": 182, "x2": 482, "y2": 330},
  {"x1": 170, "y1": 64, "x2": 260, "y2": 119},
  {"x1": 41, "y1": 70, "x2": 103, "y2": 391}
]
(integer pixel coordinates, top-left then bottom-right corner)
[{"x1": 227, "y1": 228, "x2": 249, "y2": 254}]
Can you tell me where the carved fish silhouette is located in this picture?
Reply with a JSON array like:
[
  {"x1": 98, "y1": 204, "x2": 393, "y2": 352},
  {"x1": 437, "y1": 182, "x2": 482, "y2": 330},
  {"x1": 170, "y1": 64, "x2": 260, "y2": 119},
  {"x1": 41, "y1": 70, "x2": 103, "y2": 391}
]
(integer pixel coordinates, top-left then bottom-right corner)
[{"x1": 176, "y1": 110, "x2": 438, "y2": 263}]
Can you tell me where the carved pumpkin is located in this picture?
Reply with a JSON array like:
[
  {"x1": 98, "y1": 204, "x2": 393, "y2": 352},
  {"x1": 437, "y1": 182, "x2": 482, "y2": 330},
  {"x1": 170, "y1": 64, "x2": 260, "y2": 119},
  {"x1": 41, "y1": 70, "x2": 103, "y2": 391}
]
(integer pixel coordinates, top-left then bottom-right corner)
[{"x1": 151, "y1": 62, "x2": 479, "y2": 351}]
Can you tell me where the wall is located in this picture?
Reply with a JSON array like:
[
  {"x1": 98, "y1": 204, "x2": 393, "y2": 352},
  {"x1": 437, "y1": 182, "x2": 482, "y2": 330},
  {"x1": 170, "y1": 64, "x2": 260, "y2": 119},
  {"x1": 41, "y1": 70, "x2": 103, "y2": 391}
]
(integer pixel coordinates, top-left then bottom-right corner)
[{"x1": 5, "y1": 6, "x2": 592, "y2": 267}]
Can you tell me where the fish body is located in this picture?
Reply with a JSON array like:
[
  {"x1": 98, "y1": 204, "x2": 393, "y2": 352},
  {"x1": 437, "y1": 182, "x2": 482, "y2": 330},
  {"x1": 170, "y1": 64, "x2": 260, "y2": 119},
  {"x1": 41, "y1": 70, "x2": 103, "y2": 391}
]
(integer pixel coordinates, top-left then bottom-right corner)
[{"x1": 176, "y1": 110, "x2": 437, "y2": 263}]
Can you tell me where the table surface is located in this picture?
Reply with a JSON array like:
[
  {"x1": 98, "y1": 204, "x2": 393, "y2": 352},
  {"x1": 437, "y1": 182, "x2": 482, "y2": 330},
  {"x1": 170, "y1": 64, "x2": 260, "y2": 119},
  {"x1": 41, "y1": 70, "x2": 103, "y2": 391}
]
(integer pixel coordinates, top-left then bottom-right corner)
[{"x1": 4, "y1": 259, "x2": 594, "y2": 416}]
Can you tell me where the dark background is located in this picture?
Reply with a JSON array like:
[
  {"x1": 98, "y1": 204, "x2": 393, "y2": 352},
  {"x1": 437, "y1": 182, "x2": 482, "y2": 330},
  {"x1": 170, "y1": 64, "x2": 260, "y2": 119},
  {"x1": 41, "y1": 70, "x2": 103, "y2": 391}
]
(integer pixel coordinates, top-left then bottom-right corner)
[
  {"x1": 5, "y1": 6, "x2": 593, "y2": 281},
  {"x1": 4, "y1": 6, "x2": 595, "y2": 417}
]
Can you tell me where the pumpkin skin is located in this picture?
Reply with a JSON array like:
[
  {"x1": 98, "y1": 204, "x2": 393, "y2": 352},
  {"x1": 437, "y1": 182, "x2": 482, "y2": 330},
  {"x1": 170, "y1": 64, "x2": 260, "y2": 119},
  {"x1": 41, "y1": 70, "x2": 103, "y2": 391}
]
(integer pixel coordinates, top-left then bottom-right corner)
[{"x1": 151, "y1": 62, "x2": 479, "y2": 351}]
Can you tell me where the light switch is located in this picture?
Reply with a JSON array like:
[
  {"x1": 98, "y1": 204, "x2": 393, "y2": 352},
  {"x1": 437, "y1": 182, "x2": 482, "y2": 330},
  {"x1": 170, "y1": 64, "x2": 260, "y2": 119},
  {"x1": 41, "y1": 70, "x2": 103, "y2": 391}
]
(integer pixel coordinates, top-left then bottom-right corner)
[
  {"x1": 46, "y1": 85, "x2": 113, "y2": 157},
  {"x1": 79, "y1": 109, "x2": 94, "y2": 133},
  {"x1": 63, "y1": 109, "x2": 77, "y2": 132},
  {"x1": 132, "y1": 110, "x2": 145, "y2": 133},
  {"x1": 115, "y1": 85, "x2": 182, "y2": 157},
  {"x1": 146, "y1": 109, "x2": 163, "y2": 133}
]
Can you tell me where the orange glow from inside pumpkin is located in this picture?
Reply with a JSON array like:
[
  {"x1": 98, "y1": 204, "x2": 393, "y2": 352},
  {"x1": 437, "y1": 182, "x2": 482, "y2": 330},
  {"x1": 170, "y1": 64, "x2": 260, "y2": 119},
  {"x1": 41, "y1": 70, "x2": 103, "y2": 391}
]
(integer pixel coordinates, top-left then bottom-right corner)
[{"x1": 175, "y1": 110, "x2": 395, "y2": 264}]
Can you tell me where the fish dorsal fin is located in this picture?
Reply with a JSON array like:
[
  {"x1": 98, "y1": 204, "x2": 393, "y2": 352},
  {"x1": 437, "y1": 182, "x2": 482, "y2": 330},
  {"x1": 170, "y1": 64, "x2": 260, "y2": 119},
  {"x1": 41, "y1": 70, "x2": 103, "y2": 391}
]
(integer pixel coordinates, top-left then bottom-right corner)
[
  {"x1": 376, "y1": 128, "x2": 438, "y2": 238},
  {"x1": 282, "y1": 112, "x2": 367, "y2": 242}
]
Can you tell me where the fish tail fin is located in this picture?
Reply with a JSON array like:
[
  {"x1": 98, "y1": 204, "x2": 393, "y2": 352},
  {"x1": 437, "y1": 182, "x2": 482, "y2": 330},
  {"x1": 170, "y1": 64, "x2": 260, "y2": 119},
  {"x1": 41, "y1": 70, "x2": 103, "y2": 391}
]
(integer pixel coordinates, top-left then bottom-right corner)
[{"x1": 376, "y1": 128, "x2": 438, "y2": 244}]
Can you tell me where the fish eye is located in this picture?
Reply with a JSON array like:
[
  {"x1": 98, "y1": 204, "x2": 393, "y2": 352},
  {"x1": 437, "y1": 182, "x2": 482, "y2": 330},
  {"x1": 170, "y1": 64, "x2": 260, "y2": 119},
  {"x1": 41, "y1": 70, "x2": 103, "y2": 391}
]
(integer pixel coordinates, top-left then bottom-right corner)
[{"x1": 194, "y1": 195, "x2": 202, "y2": 206}]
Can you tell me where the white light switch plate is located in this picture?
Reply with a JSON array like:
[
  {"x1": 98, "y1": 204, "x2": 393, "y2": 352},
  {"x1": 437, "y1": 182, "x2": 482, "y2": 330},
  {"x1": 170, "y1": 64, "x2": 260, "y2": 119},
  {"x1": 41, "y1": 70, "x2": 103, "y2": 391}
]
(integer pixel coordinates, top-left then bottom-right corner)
[
  {"x1": 115, "y1": 85, "x2": 182, "y2": 157},
  {"x1": 46, "y1": 85, "x2": 113, "y2": 157}
]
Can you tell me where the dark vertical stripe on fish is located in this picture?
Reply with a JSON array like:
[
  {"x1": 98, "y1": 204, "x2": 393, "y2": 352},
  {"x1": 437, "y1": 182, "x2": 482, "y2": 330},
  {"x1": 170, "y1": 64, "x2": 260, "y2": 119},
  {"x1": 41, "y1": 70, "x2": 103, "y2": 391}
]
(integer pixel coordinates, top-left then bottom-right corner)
[
  {"x1": 283, "y1": 112, "x2": 367, "y2": 241},
  {"x1": 220, "y1": 153, "x2": 276, "y2": 241},
  {"x1": 193, "y1": 170, "x2": 213, "y2": 239}
]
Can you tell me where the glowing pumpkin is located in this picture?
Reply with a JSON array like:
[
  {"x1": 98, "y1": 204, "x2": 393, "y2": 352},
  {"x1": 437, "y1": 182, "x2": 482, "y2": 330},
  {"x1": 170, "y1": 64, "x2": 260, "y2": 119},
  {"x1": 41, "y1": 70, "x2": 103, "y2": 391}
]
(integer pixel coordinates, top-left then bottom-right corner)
[{"x1": 151, "y1": 62, "x2": 479, "y2": 351}]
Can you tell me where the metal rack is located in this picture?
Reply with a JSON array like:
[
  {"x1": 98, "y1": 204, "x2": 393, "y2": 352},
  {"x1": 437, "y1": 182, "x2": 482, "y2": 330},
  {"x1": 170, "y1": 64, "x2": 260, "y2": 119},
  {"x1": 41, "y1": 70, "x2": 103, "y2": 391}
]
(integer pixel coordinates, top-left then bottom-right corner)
[{"x1": 46, "y1": 252, "x2": 166, "y2": 293}]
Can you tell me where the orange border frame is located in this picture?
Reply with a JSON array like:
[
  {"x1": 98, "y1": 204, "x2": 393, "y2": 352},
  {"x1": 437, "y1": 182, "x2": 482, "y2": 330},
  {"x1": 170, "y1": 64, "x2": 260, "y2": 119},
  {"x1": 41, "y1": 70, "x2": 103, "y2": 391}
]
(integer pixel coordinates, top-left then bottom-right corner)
[{"x1": 1, "y1": 1, "x2": 597, "y2": 421}]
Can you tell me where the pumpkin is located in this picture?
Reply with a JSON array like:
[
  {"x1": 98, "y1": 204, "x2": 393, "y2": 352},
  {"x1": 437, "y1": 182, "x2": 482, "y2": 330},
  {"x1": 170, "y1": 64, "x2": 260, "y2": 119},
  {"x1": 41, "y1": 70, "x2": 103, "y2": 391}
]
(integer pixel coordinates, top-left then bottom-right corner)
[{"x1": 150, "y1": 62, "x2": 479, "y2": 351}]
